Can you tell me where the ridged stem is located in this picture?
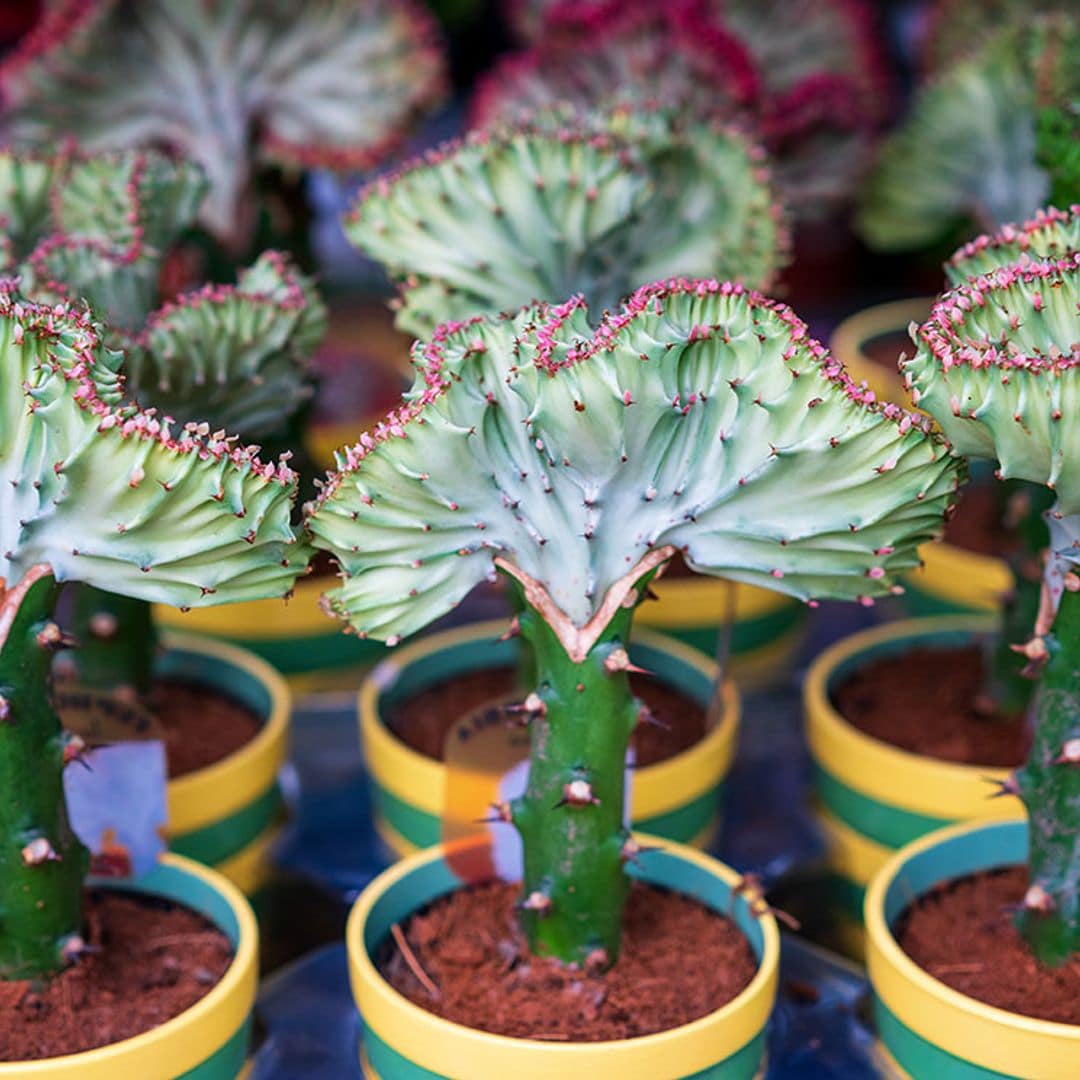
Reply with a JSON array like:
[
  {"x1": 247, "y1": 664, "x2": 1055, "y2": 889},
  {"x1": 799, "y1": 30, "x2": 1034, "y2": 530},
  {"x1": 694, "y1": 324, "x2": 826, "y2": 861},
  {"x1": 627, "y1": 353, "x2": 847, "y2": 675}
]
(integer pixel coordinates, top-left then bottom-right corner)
[
  {"x1": 1016, "y1": 586, "x2": 1080, "y2": 966},
  {"x1": 0, "y1": 567, "x2": 89, "y2": 980},
  {"x1": 509, "y1": 578, "x2": 647, "y2": 967},
  {"x1": 65, "y1": 585, "x2": 157, "y2": 698}
]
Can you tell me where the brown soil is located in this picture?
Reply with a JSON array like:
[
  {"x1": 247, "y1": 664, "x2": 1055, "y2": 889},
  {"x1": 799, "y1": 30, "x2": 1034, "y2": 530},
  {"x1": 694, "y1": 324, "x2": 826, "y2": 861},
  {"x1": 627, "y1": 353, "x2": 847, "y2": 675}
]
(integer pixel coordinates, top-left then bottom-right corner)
[
  {"x1": 379, "y1": 880, "x2": 757, "y2": 1041},
  {"x1": 942, "y1": 483, "x2": 1019, "y2": 558},
  {"x1": 0, "y1": 889, "x2": 232, "y2": 1061},
  {"x1": 862, "y1": 329, "x2": 912, "y2": 374},
  {"x1": 152, "y1": 678, "x2": 262, "y2": 779},
  {"x1": 832, "y1": 645, "x2": 1027, "y2": 767},
  {"x1": 386, "y1": 668, "x2": 708, "y2": 768},
  {"x1": 895, "y1": 867, "x2": 1080, "y2": 1025}
]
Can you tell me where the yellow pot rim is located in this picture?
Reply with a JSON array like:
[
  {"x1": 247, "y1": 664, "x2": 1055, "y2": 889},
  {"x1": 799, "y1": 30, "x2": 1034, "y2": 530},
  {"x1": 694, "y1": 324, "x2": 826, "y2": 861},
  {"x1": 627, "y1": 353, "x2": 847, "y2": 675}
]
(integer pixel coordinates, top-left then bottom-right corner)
[
  {"x1": 0, "y1": 854, "x2": 257, "y2": 1079},
  {"x1": 305, "y1": 413, "x2": 391, "y2": 473},
  {"x1": 804, "y1": 616, "x2": 1024, "y2": 820},
  {"x1": 865, "y1": 821, "x2": 1080, "y2": 1074},
  {"x1": 815, "y1": 805, "x2": 892, "y2": 887},
  {"x1": 360, "y1": 620, "x2": 739, "y2": 819},
  {"x1": 636, "y1": 573, "x2": 794, "y2": 628},
  {"x1": 155, "y1": 571, "x2": 333, "y2": 639},
  {"x1": 830, "y1": 296, "x2": 933, "y2": 408},
  {"x1": 909, "y1": 537, "x2": 1012, "y2": 612},
  {"x1": 347, "y1": 834, "x2": 779, "y2": 1079},
  {"x1": 164, "y1": 631, "x2": 290, "y2": 835}
]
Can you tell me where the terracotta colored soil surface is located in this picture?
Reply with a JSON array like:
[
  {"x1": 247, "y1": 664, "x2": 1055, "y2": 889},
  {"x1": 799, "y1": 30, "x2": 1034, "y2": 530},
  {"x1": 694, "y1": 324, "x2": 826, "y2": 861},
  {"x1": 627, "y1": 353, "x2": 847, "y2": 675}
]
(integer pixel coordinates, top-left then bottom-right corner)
[
  {"x1": 153, "y1": 678, "x2": 262, "y2": 779},
  {"x1": 941, "y1": 483, "x2": 1019, "y2": 558},
  {"x1": 0, "y1": 890, "x2": 232, "y2": 1061},
  {"x1": 379, "y1": 880, "x2": 757, "y2": 1041},
  {"x1": 386, "y1": 668, "x2": 709, "y2": 767},
  {"x1": 831, "y1": 645, "x2": 1027, "y2": 767},
  {"x1": 896, "y1": 867, "x2": 1080, "y2": 1025}
]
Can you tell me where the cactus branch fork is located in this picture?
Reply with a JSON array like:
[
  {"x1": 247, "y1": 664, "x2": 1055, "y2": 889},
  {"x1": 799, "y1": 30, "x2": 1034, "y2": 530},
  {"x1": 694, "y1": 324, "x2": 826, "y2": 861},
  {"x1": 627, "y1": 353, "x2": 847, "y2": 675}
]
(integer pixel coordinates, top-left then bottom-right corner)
[{"x1": 309, "y1": 277, "x2": 961, "y2": 967}]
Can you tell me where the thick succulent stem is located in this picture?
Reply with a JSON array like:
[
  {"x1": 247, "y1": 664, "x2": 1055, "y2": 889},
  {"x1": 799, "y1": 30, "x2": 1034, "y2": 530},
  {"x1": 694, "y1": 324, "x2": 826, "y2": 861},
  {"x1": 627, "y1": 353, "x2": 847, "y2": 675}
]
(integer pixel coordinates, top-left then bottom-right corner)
[
  {"x1": 1016, "y1": 587, "x2": 1080, "y2": 966},
  {"x1": 0, "y1": 567, "x2": 89, "y2": 980},
  {"x1": 509, "y1": 576, "x2": 648, "y2": 968},
  {"x1": 65, "y1": 586, "x2": 158, "y2": 699}
]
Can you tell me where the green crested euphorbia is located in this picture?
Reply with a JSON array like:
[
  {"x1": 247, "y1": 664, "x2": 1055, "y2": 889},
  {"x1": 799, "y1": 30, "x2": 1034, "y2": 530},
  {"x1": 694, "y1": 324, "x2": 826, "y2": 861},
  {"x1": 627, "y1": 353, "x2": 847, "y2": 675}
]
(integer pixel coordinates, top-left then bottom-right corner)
[
  {"x1": 903, "y1": 247, "x2": 1080, "y2": 966},
  {"x1": 5, "y1": 146, "x2": 325, "y2": 697},
  {"x1": 857, "y1": 13, "x2": 1078, "y2": 252},
  {"x1": 0, "y1": 0, "x2": 446, "y2": 255},
  {"x1": 308, "y1": 278, "x2": 962, "y2": 966},
  {"x1": 938, "y1": 207, "x2": 1079, "y2": 714},
  {"x1": 345, "y1": 113, "x2": 786, "y2": 339},
  {"x1": 0, "y1": 284, "x2": 308, "y2": 980}
]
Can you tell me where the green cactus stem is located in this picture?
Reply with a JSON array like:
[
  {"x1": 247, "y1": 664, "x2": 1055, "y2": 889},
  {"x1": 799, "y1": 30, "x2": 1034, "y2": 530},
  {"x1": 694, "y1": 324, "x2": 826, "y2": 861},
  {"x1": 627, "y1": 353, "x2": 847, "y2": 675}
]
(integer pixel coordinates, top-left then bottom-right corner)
[
  {"x1": 1, "y1": 0, "x2": 446, "y2": 255},
  {"x1": 1015, "y1": 586, "x2": 1080, "y2": 965},
  {"x1": 508, "y1": 573, "x2": 648, "y2": 963},
  {"x1": 64, "y1": 585, "x2": 157, "y2": 699},
  {"x1": 346, "y1": 115, "x2": 786, "y2": 338},
  {"x1": 0, "y1": 567, "x2": 89, "y2": 980},
  {"x1": 309, "y1": 279, "x2": 962, "y2": 965}
]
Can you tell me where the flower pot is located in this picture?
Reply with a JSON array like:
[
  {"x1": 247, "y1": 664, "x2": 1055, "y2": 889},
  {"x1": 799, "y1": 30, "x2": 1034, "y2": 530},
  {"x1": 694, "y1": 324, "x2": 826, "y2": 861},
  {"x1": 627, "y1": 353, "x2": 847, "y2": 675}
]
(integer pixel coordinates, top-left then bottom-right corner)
[
  {"x1": 163, "y1": 632, "x2": 290, "y2": 895},
  {"x1": 0, "y1": 853, "x2": 256, "y2": 1079},
  {"x1": 804, "y1": 617, "x2": 1023, "y2": 949},
  {"x1": 635, "y1": 574, "x2": 806, "y2": 689},
  {"x1": 155, "y1": 580, "x2": 387, "y2": 695},
  {"x1": 347, "y1": 834, "x2": 778, "y2": 1079},
  {"x1": 866, "y1": 820, "x2": 1080, "y2": 1079},
  {"x1": 360, "y1": 621, "x2": 739, "y2": 858},
  {"x1": 829, "y1": 296, "x2": 933, "y2": 410}
]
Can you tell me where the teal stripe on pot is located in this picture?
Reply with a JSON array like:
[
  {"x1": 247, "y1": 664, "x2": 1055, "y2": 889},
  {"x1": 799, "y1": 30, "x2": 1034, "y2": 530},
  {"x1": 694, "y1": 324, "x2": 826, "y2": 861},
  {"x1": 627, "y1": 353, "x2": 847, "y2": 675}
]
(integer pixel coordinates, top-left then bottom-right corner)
[
  {"x1": 157, "y1": 645, "x2": 272, "y2": 718},
  {"x1": 634, "y1": 783, "x2": 723, "y2": 844},
  {"x1": 874, "y1": 999, "x2": 1011, "y2": 1079},
  {"x1": 229, "y1": 631, "x2": 386, "y2": 674},
  {"x1": 170, "y1": 783, "x2": 284, "y2": 866},
  {"x1": 902, "y1": 585, "x2": 979, "y2": 618},
  {"x1": 364, "y1": 1023, "x2": 765, "y2": 1079},
  {"x1": 815, "y1": 766, "x2": 953, "y2": 850},
  {"x1": 374, "y1": 785, "x2": 442, "y2": 850},
  {"x1": 825, "y1": 872, "x2": 866, "y2": 924},
  {"x1": 177, "y1": 1017, "x2": 252, "y2": 1080}
]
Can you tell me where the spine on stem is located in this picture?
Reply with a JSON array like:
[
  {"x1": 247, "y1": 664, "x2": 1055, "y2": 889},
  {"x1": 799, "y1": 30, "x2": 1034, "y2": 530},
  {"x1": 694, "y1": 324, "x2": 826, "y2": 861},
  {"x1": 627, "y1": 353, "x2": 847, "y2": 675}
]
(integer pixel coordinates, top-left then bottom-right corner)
[
  {"x1": 0, "y1": 568, "x2": 89, "y2": 980},
  {"x1": 63, "y1": 586, "x2": 158, "y2": 699}
]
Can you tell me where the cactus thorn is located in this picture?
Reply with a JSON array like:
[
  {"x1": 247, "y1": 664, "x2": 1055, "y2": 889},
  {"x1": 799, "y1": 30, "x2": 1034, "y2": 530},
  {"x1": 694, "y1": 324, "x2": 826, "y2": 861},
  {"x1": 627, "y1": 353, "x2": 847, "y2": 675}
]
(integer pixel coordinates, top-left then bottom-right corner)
[
  {"x1": 1022, "y1": 883, "x2": 1056, "y2": 914},
  {"x1": 556, "y1": 778, "x2": 600, "y2": 808},
  {"x1": 475, "y1": 800, "x2": 513, "y2": 824},
  {"x1": 1052, "y1": 738, "x2": 1080, "y2": 765},
  {"x1": 636, "y1": 703, "x2": 669, "y2": 730},
  {"x1": 21, "y1": 837, "x2": 61, "y2": 866},
  {"x1": 88, "y1": 611, "x2": 119, "y2": 639},
  {"x1": 0, "y1": 692, "x2": 10, "y2": 723},
  {"x1": 603, "y1": 647, "x2": 649, "y2": 675},
  {"x1": 984, "y1": 772, "x2": 1020, "y2": 798},
  {"x1": 584, "y1": 947, "x2": 610, "y2": 974},
  {"x1": 62, "y1": 733, "x2": 87, "y2": 767},
  {"x1": 35, "y1": 621, "x2": 75, "y2": 650},
  {"x1": 498, "y1": 615, "x2": 521, "y2": 640},
  {"x1": 519, "y1": 890, "x2": 552, "y2": 915}
]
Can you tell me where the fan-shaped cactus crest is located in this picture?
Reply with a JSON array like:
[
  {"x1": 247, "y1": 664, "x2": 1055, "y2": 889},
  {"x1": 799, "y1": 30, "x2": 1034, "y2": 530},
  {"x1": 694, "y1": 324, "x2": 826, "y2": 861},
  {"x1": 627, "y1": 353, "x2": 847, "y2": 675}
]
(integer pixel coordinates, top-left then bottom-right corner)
[
  {"x1": 346, "y1": 117, "x2": 786, "y2": 338},
  {"x1": 309, "y1": 279, "x2": 961, "y2": 966},
  {"x1": 858, "y1": 13, "x2": 1078, "y2": 251},
  {"x1": 905, "y1": 239, "x2": 1080, "y2": 966},
  {"x1": 1, "y1": 0, "x2": 447, "y2": 250}
]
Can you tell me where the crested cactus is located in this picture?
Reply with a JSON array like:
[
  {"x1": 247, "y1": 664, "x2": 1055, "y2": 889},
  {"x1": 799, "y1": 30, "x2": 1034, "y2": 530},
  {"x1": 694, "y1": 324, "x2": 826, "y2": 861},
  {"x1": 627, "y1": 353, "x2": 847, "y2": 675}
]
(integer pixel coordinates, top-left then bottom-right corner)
[
  {"x1": 0, "y1": 284, "x2": 307, "y2": 979},
  {"x1": 0, "y1": 0, "x2": 446, "y2": 254},
  {"x1": 857, "y1": 13, "x2": 1078, "y2": 253},
  {"x1": 473, "y1": 0, "x2": 886, "y2": 220},
  {"x1": 345, "y1": 114, "x2": 786, "y2": 338},
  {"x1": 903, "y1": 245, "x2": 1080, "y2": 965},
  {"x1": 308, "y1": 278, "x2": 962, "y2": 965},
  {"x1": 8, "y1": 146, "x2": 324, "y2": 695}
]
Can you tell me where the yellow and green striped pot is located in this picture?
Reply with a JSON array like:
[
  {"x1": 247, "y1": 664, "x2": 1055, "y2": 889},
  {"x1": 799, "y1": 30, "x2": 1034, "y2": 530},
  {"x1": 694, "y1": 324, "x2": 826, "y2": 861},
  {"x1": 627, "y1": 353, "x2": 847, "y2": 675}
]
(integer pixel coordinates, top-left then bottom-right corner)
[
  {"x1": 348, "y1": 834, "x2": 779, "y2": 1079},
  {"x1": 155, "y1": 576, "x2": 385, "y2": 696},
  {"x1": 0, "y1": 854, "x2": 256, "y2": 1079},
  {"x1": 635, "y1": 576, "x2": 806, "y2": 690},
  {"x1": 867, "y1": 820, "x2": 1080, "y2": 1079},
  {"x1": 360, "y1": 621, "x2": 740, "y2": 859},
  {"x1": 162, "y1": 632, "x2": 290, "y2": 896},
  {"x1": 829, "y1": 296, "x2": 933, "y2": 411},
  {"x1": 804, "y1": 617, "x2": 1024, "y2": 954}
]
